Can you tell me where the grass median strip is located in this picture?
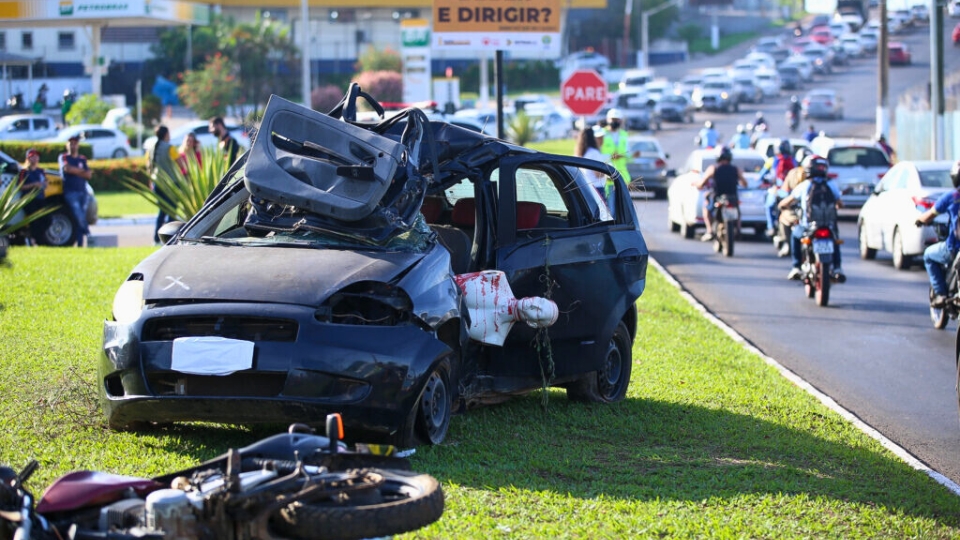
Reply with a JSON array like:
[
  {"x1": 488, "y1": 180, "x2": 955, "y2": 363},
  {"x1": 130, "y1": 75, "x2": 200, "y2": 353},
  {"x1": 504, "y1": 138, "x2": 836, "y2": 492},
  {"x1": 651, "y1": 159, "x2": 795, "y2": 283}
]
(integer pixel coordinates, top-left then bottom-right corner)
[{"x1": 1, "y1": 247, "x2": 959, "y2": 538}]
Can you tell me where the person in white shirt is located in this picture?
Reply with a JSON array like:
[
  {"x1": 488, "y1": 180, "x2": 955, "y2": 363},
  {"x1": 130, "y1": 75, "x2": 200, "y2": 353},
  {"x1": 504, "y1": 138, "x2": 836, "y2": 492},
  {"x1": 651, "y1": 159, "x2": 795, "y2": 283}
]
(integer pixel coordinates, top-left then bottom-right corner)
[{"x1": 575, "y1": 126, "x2": 607, "y2": 199}]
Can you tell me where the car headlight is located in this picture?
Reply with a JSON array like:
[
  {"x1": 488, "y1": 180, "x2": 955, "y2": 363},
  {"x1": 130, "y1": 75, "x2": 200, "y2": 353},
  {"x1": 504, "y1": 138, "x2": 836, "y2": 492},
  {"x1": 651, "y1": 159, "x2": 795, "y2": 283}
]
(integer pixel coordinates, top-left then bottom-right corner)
[
  {"x1": 720, "y1": 92, "x2": 728, "y2": 99},
  {"x1": 112, "y1": 279, "x2": 144, "y2": 324}
]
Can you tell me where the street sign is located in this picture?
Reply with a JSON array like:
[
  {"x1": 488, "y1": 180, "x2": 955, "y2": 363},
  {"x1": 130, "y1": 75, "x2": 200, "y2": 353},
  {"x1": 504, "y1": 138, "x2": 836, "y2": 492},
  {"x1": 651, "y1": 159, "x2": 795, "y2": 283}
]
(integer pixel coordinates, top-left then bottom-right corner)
[{"x1": 561, "y1": 70, "x2": 607, "y2": 116}]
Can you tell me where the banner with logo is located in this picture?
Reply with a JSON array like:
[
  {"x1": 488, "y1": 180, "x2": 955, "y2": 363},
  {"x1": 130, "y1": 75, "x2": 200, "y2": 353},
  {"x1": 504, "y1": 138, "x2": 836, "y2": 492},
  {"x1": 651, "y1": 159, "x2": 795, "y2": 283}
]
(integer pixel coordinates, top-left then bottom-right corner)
[
  {"x1": 432, "y1": 0, "x2": 561, "y2": 55},
  {"x1": 0, "y1": 0, "x2": 209, "y2": 25}
]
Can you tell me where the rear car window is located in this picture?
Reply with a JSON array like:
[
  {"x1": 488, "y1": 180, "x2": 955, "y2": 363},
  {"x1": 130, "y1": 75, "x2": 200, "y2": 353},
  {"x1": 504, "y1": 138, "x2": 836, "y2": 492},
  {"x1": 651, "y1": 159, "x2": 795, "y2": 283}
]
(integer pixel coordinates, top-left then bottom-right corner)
[
  {"x1": 920, "y1": 170, "x2": 953, "y2": 188},
  {"x1": 827, "y1": 147, "x2": 890, "y2": 167}
]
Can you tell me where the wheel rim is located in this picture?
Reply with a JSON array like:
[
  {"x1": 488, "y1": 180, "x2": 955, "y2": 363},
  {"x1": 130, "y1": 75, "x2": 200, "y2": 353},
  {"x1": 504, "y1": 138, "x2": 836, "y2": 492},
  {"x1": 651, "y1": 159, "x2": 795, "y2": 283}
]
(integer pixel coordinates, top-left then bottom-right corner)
[
  {"x1": 45, "y1": 212, "x2": 74, "y2": 246},
  {"x1": 418, "y1": 371, "x2": 449, "y2": 444},
  {"x1": 599, "y1": 330, "x2": 627, "y2": 400}
]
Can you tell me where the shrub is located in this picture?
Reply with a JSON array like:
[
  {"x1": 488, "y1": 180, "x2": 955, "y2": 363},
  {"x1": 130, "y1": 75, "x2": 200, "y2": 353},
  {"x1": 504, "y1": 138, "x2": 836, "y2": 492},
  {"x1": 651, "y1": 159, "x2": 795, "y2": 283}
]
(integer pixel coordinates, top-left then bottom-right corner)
[
  {"x1": 356, "y1": 45, "x2": 402, "y2": 73},
  {"x1": 311, "y1": 85, "x2": 344, "y2": 113},
  {"x1": 177, "y1": 53, "x2": 241, "y2": 120},
  {"x1": 1, "y1": 143, "x2": 91, "y2": 163},
  {"x1": 351, "y1": 71, "x2": 403, "y2": 104},
  {"x1": 507, "y1": 111, "x2": 536, "y2": 146},
  {"x1": 65, "y1": 94, "x2": 112, "y2": 125},
  {"x1": 677, "y1": 24, "x2": 703, "y2": 45},
  {"x1": 141, "y1": 94, "x2": 162, "y2": 128},
  {"x1": 121, "y1": 146, "x2": 231, "y2": 222}
]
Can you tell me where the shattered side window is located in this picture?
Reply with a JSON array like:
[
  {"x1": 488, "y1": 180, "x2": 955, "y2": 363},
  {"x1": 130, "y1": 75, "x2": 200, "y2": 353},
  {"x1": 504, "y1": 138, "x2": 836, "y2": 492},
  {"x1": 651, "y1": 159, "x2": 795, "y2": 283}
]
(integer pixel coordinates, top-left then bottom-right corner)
[
  {"x1": 444, "y1": 178, "x2": 474, "y2": 204},
  {"x1": 515, "y1": 167, "x2": 567, "y2": 213}
]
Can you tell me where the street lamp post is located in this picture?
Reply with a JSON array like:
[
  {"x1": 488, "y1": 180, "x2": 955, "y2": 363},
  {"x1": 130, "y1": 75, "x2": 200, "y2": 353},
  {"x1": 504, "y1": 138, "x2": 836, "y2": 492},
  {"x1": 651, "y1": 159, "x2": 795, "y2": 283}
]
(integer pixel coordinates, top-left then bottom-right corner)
[{"x1": 640, "y1": 0, "x2": 683, "y2": 70}]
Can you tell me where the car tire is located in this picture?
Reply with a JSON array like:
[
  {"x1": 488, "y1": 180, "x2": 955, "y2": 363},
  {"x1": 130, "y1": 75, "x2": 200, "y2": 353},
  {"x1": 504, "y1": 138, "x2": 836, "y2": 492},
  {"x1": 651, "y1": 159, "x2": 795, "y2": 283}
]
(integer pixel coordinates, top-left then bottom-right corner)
[
  {"x1": 400, "y1": 361, "x2": 452, "y2": 447},
  {"x1": 566, "y1": 321, "x2": 632, "y2": 403},
  {"x1": 111, "y1": 148, "x2": 128, "y2": 159},
  {"x1": 669, "y1": 216, "x2": 681, "y2": 233},
  {"x1": 892, "y1": 228, "x2": 912, "y2": 270},
  {"x1": 858, "y1": 224, "x2": 877, "y2": 259},
  {"x1": 39, "y1": 209, "x2": 75, "y2": 247}
]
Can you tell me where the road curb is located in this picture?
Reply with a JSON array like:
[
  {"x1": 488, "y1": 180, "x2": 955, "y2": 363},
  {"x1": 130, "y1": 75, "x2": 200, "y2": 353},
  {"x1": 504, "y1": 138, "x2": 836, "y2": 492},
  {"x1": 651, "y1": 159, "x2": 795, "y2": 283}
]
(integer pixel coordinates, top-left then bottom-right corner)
[
  {"x1": 648, "y1": 256, "x2": 960, "y2": 498},
  {"x1": 96, "y1": 215, "x2": 155, "y2": 226}
]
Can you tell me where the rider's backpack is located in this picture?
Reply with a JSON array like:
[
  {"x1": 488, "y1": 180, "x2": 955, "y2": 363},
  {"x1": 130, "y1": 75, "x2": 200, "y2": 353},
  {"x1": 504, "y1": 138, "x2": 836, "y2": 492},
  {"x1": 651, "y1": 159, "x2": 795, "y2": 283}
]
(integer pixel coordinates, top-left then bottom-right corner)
[{"x1": 805, "y1": 180, "x2": 838, "y2": 226}]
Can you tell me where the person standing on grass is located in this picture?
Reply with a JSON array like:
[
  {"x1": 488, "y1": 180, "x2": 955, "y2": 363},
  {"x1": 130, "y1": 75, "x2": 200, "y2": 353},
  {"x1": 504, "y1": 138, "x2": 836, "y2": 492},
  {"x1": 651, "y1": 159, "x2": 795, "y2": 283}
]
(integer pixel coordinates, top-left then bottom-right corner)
[
  {"x1": 209, "y1": 116, "x2": 240, "y2": 165},
  {"x1": 17, "y1": 148, "x2": 48, "y2": 245},
  {"x1": 58, "y1": 134, "x2": 92, "y2": 247},
  {"x1": 148, "y1": 125, "x2": 180, "y2": 245}
]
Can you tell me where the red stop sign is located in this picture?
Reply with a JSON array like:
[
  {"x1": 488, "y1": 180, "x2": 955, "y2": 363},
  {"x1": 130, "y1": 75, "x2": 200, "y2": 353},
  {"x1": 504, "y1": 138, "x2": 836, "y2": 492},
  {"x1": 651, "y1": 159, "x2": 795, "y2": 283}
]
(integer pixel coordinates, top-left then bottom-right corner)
[{"x1": 561, "y1": 70, "x2": 608, "y2": 117}]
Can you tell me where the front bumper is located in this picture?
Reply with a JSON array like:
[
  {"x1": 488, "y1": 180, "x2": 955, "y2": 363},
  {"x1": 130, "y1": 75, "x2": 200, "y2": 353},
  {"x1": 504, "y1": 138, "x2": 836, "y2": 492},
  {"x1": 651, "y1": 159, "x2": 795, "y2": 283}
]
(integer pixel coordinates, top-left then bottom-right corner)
[{"x1": 100, "y1": 301, "x2": 452, "y2": 441}]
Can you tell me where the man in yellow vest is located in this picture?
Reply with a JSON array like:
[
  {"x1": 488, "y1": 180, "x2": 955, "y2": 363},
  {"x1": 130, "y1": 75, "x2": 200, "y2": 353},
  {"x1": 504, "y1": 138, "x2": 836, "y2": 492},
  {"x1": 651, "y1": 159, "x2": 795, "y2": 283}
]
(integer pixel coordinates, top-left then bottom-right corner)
[{"x1": 600, "y1": 108, "x2": 635, "y2": 215}]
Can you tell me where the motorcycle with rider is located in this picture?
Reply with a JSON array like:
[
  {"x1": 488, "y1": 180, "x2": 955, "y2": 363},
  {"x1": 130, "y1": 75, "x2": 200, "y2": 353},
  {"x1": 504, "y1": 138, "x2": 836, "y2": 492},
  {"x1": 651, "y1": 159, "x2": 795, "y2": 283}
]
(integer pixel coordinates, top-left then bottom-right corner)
[
  {"x1": 693, "y1": 146, "x2": 747, "y2": 256},
  {"x1": 778, "y1": 155, "x2": 845, "y2": 306},
  {"x1": 915, "y1": 160, "x2": 960, "y2": 328}
]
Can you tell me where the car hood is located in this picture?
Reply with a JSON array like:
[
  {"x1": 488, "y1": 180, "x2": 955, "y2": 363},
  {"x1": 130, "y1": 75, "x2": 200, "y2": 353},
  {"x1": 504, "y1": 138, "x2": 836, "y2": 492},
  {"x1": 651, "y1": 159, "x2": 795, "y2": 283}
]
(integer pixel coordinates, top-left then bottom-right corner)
[{"x1": 138, "y1": 245, "x2": 424, "y2": 306}]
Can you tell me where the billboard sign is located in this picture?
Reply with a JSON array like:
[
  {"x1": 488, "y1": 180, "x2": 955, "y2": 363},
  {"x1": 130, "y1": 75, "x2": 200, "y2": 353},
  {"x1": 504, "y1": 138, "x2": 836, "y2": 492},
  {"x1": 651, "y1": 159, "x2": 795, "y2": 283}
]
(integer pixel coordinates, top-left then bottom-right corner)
[{"x1": 432, "y1": 0, "x2": 561, "y2": 55}]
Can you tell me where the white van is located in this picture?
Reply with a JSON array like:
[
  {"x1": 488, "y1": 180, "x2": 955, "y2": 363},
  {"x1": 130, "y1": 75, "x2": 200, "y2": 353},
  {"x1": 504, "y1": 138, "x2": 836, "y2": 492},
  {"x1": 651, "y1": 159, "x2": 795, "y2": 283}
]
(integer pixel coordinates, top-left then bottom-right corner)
[{"x1": 618, "y1": 69, "x2": 656, "y2": 93}]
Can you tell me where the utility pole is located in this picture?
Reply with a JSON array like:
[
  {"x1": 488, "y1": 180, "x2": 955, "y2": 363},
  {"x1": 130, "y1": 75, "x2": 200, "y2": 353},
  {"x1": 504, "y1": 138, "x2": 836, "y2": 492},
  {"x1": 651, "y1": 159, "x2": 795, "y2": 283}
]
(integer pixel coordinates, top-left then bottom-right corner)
[
  {"x1": 623, "y1": 0, "x2": 633, "y2": 68},
  {"x1": 876, "y1": 0, "x2": 888, "y2": 140},
  {"x1": 930, "y1": 0, "x2": 945, "y2": 159}
]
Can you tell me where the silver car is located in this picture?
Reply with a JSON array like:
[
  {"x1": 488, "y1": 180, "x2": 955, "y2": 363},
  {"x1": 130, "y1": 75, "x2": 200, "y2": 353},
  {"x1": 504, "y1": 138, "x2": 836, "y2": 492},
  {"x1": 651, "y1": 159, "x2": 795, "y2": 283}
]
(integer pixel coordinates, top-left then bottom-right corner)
[
  {"x1": 810, "y1": 137, "x2": 892, "y2": 209},
  {"x1": 802, "y1": 89, "x2": 844, "y2": 120},
  {"x1": 626, "y1": 135, "x2": 671, "y2": 198}
]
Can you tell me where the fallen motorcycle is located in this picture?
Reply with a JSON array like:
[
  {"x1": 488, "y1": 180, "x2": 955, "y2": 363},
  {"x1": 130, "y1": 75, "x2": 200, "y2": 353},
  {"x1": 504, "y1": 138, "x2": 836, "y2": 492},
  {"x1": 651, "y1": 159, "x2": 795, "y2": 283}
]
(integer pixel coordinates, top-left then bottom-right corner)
[
  {"x1": 0, "y1": 416, "x2": 444, "y2": 540},
  {"x1": 712, "y1": 194, "x2": 739, "y2": 257},
  {"x1": 797, "y1": 221, "x2": 845, "y2": 307}
]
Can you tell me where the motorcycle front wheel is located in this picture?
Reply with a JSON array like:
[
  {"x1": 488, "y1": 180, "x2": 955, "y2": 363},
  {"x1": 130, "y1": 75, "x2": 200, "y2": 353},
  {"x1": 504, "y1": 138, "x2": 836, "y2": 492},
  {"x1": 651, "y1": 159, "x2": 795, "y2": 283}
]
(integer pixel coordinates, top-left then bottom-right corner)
[
  {"x1": 272, "y1": 469, "x2": 444, "y2": 540},
  {"x1": 930, "y1": 286, "x2": 949, "y2": 330},
  {"x1": 723, "y1": 223, "x2": 735, "y2": 257}
]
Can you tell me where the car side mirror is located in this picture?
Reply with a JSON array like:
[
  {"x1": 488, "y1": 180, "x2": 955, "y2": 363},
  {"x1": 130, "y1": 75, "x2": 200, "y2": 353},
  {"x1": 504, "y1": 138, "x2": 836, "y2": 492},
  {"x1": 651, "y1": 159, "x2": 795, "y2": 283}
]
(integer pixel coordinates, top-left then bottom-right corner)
[
  {"x1": 157, "y1": 221, "x2": 184, "y2": 244},
  {"x1": 665, "y1": 153, "x2": 670, "y2": 159}
]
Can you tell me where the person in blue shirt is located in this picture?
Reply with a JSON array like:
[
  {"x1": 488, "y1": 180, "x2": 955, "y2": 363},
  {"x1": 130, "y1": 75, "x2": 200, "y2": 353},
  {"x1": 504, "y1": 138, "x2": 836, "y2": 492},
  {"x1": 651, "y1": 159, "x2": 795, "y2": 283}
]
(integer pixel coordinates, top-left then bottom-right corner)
[
  {"x1": 696, "y1": 120, "x2": 719, "y2": 149},
  {"x1": 804, "y1": 124, "x2": 817, "y2": 143},
  {"x1": 729, "y1": 124, "x2": 751, "y2": 149},
  {"x1": 58, "y1": 135, "x2": 93, "y2": 247},
  {"x1": 778, "y1": 155, "x2": 844, "y2": 280},
  {"x1": 915, "y1": 161, "x2": 960, "y2": 307}
]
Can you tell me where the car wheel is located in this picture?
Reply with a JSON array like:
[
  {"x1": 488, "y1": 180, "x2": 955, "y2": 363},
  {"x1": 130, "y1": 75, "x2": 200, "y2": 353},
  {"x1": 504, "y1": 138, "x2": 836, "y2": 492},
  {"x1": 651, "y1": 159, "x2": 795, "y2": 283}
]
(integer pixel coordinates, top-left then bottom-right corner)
[
  {"x1": 402, "y1": 362, "x2": 452, "y2": 447},
  {"x1": 566, "y1": 321, "x2": 632, "y2": 403},
  {"x1": 111, "y1": 148, "x2": 128, "y2": 159},
  {"x1": 40, "y1": 209, "x2": 75, "y2": 247},
  {"x1": 669, "y1": 215, "x2": 681, "y2": 232},
  {"x1": 680, "y1": 220, "x2": 695, "y2": 239},
  {"x1": 892, "y1": 228, "x2": 912, "y2": 270},
  {"x1": 858, "y1": 224, "x2": 877, "y2": 259}
]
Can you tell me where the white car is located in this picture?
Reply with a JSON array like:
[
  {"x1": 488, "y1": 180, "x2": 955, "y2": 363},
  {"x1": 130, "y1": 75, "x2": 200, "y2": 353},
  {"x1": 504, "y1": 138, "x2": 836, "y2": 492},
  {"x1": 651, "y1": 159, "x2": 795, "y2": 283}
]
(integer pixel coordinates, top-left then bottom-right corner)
[
  {"x1": 744, "y1": 51, "x2": 777, "y2": 71},
  {"x1": 753, "y1": 137, "x2": 810, "y2": 161},
  {"x1": 857, "y1": 161, "x2": 955, "y2": 270},
  {"x1": 44, "y1": 124, "x2": 133, "y2": 159},
  {"x1": 858, "y1": 30, "x2": 879, "y2": 53},
  {"x1": 753, "y1": 70, "x2": 782, "y2": 98},
  {"x1": 643, "y1": 80, "x2": 673, "y2": 106},
  {"x1": 666, "y1": 148, "x2": 769, "y2": 238},
  {"x1": 782, "y1": 56, "x2": 815, "y2": 82},
  {"x1": 0, "y1": 114, "x2": 58, "y2": 141},
  {"x1": 526, "y1": 109, "x2": 573, "y2": 141},
  {"x1": 950, "y1": 0, "x2": 960, "y2": 17},
  {"x1": 809, "y1": 136, "x2": 892, "y2": 209},
  {"x1": 143, "y1": 120, "x2": 251, "y2": 155},
  {"x1": 619, "y1": 68, "x2": 656, "y2": 93},
  {"x1": 839, "y1": 34, "x2": 864, "y2": 57}
]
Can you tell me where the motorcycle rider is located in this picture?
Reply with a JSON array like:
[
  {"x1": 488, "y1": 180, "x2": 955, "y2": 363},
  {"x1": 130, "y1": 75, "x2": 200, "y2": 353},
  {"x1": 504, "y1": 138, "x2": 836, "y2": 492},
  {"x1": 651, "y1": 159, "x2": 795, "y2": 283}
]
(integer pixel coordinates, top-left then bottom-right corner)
[
  {"x1": 693, "y1": 146, "x2": 747, "y2": 242},
  {"x1": 778, "y1": 155, "x2": 843, "y2": 280},
  {"x1": 730, "y1": 124, "x2": 752, "y2": 149},
  {"x1": 915, "y1": 160, "x2": 960, "y2": 307},
  {"x1": 696, "y1": 120, "x2": 719, "y2": 149},
  {"x1": 787, "y1": 96, "x2": 802, "y2": 130},
  {"x1": 762, "y1": 140, "x2": 798, "y2": 237}
]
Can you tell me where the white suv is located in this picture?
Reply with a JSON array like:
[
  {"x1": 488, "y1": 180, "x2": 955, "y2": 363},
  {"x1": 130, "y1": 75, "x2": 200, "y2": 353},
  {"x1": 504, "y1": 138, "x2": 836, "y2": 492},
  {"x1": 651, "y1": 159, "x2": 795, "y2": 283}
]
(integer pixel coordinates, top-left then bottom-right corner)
[{"x1": 809, "y1": 137, "x2": 892, "y2": 209}]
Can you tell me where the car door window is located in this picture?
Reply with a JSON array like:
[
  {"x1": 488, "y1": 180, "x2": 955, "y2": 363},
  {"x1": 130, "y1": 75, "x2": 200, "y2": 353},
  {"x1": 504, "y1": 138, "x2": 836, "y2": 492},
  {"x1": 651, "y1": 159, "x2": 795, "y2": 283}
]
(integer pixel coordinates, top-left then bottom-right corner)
[
  {"x1": 34, "y1": 118, "x2": 50, "y2": 131},
  {"x1": 10, "y1": 119, "x2": 29, "y2": 132}
]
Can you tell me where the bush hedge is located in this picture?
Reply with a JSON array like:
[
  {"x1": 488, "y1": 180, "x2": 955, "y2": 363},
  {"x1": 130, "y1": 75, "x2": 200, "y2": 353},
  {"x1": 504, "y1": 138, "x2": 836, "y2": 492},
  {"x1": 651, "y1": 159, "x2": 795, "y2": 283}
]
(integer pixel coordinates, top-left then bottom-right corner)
[{"x1": 0, "y1": 143, "x2": 149, "y2": 193}]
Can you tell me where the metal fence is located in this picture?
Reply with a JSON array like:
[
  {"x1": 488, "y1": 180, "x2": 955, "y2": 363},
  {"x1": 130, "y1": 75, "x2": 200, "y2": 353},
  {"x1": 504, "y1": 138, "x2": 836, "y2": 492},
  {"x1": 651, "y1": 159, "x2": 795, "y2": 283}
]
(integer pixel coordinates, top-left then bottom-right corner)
[{"x1": 894, "y1": 69, "x2": 960, "y2": 161}]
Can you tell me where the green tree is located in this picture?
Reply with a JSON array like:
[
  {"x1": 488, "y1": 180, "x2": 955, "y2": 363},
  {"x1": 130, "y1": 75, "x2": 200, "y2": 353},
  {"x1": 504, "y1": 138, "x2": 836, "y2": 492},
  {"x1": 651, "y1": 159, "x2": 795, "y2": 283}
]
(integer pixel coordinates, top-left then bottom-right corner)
[
  {"x1": 65, "y1": 94, "x2": 112, "y2": 125},
  {"x1": 356, "y1": 45, "x2": 402, "y2": 73},
  {"x1": 146, "y1": 19, "x2": 222, "y2": 79},
  {"x1": 219, "y1": 12, "x2": 299, "y2": 112},
  {"x1": 177, "y1": 53, "x2": 240, "y2": 119}
]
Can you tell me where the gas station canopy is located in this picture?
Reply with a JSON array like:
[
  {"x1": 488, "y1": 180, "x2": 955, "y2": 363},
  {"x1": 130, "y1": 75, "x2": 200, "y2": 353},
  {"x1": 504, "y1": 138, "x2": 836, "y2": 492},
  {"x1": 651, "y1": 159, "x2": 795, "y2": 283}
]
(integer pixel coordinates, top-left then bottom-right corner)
[{"x1": 0, "y1": 0, "x2": 210, "y2": 27}]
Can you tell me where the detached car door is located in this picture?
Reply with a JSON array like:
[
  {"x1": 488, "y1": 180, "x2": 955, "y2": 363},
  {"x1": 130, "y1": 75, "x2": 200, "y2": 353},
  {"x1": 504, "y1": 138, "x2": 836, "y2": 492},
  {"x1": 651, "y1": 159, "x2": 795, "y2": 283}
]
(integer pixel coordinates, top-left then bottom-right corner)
[{"x1": 487, "y1": 155, "x2": 647, "y2": 383}]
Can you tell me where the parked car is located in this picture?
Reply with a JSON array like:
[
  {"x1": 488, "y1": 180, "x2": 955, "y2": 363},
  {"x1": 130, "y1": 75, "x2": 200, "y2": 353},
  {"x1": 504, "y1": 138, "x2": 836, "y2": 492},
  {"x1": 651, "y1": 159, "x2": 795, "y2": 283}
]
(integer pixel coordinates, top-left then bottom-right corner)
[
  {"x1": 666, "y1": 148, "x2": 768, "y2": 238},
  {"x1": 0, "y1": 114, "x2": 58, "y2": 141},
  {"x1": 143, "y1": 120, "x2": 251, "y2": 155},
  {"x1": 626, "y1": 134, "x2": 671, "y2": 198},
  {"x1": 654, "y1": 93, "x2": 695, "y2": 123},
  {"x1": 99, "y1": 91, "x2": 649, "y2": 446},
  {"x1": 888, "y1": 42, "x2": 912, "y2": 65},
  {"x1": 802, "y1": 88, "x2": 844, "y2": 119},
  {"x1": 0, "y1": 148, "x2": 98, "y2": 246},
  {"x1": 809, "y1": 136, "x2": 892, "y2": 208},
  {"x1": 858, "y1": 160, "x2": 955, "y2": 270},
  {"x1": 44, "y1": 124, "x2": 133, "y2": 159}
]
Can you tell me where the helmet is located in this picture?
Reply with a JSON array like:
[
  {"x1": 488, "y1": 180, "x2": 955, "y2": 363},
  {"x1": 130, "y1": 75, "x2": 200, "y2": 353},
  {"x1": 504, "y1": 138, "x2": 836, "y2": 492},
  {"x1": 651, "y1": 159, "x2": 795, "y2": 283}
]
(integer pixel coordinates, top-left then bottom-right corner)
[
  {"x1": 951, "y1": 160, "x2": 960, "y2": 189},
  {"x1": 606, "y1": 108, "x2": 623, "y2": 121},
  {"x1": 745, "y1": 122, "x2": 754, "y2": 131},
  {"x1": 803, "y1": 154, "x2": 829, "y2": 180},
  {"x1": 718, "y1": 147, "x2": 733, "y2": 162},
  {"x1": 704, "y1": 120, "x2": 713, "y2": 129},
  {"x1": 736, "y1": 124, "x2": 745, "y2": 133},
  {"x1": 790, "y1": 95, "x2": 799, "y2": 103},
  {"x1": 778, "y1": 139, "x2": 792, "y2": 155}
]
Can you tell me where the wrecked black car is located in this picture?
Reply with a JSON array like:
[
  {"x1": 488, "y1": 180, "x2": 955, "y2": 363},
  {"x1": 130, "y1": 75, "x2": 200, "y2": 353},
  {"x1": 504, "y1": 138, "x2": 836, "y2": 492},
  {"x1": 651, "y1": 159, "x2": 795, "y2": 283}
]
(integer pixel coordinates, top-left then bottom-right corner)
[{"x1": 100, "y1": 85, "x2": 648, "y2": 446}]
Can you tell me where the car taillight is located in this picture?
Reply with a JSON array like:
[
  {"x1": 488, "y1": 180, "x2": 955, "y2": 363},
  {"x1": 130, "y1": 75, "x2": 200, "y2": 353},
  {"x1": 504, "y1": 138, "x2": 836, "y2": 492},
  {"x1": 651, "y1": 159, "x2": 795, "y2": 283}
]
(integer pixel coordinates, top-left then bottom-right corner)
[
  {"x1": 824, "y1": 100, "x2": 832, "y2": 106},
  {"x1": 828, "y1": 172, "x2": 838, "y2": 178},
  {"x1": 813, "y1": 228, "x2": 833, "y2": 239},
  {"x1": 913, "y1": 196, "x2": 935, "y2": 211},
  {"x1": 655, "y1": 158, "x2": 666, "y2": 168}
]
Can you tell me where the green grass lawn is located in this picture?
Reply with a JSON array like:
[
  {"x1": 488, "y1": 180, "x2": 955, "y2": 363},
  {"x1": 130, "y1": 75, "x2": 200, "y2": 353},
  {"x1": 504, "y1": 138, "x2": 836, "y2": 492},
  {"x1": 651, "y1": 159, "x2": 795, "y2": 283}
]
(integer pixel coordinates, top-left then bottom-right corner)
[
  {"x1": 1, "y1": 247, "x2": 959, "y2": 538},
  {"x1": 96, "y1": 191, "x2": 157, "y2": 218}
]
